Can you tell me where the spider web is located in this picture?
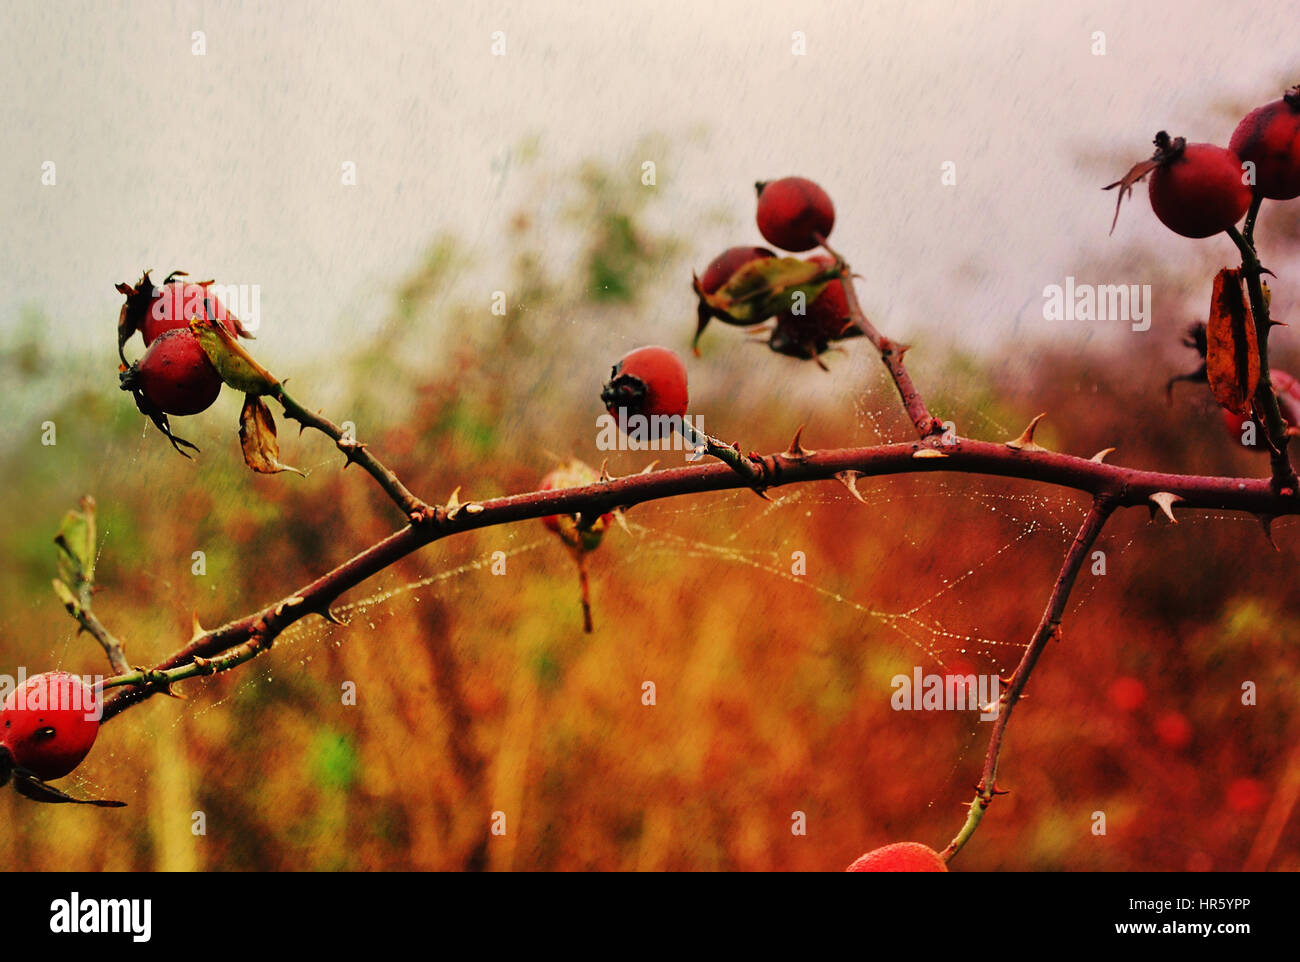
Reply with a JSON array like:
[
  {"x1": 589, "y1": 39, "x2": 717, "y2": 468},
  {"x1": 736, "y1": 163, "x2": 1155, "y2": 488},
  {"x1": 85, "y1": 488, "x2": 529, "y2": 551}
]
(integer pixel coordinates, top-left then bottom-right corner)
[{"x1": 52, "y1": 394, "x2": 1256, "y2": 816}]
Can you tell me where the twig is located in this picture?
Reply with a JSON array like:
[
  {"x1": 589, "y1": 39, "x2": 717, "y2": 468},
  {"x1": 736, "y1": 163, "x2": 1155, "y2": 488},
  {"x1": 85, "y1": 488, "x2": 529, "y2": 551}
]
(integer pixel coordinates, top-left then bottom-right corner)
[
  {"x1": 274, "y1": 384, "x2": 434, "y2": 522},
  {"x1": 942, "y1": 494, "x2": 1117, "y2": 863},
  {"x1": 817, "y1": 235, "x2": 945, "y2": 439},
  {"x1": 72, "y1": 583, "x2": 130, "y2": 676}
]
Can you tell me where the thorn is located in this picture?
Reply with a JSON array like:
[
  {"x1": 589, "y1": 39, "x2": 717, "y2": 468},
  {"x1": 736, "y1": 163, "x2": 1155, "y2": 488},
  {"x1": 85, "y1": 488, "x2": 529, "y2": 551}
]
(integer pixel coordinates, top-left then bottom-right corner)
[
  {"x1": 321, "y1": 607, "x2": 350, "y2": 626},
  {"x1": 444, "y1": 486, "x2": 464, "y2": 519},
  {"x1": 599, "y1": 458, "x2": 612, "y2": 482},
  {"x1": 990, "y1": 784, "x2": 1011, "y2": 797},
  {"x1": 639, "y1": 460, "x2": 660, "y2": 475},
  {"x1": 781, "y1": 424, "x2": 816, "y2": 461},
  {"x1": 190, "y1": 612, "x2": 206, "y2": 643},
  {"x1": 1148, "y1": 491, "x2": 1183, "y2": 524},
  {"x1": 894, "y1": 342, "x2": 912, "y2": 358},
  {"x1": 613, "y1": 509, "x2": 632, "y2": 536},
  {"x1": 834, "y1": 470, "x2": 869, "y2": 504},
  {"x1": 912, "y1": 448, "x2": 947, "y2": 459},
  {"x1": 337, "y1": 438, "x2": 368, "y2": 466},
  {"x1": 1005, "y1": 413, "x2": 1049, "y2": 452},
  {"x1": 1254, "y1": 514, "x2": 1280, "y2": 551},
  {"x1": 1090, "y1": 447, "x2": 1116, "y2": 463}
]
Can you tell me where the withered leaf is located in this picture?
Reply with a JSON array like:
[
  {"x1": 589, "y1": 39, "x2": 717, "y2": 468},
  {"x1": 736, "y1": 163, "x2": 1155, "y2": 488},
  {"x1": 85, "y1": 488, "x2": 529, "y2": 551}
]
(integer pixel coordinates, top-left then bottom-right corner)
[
  {"x1": 239, "y1": 394, "x2": 304, "y2": 475},
  {"x1": 1206, "y1": 268, "x2": 1260, "y2": 416}
]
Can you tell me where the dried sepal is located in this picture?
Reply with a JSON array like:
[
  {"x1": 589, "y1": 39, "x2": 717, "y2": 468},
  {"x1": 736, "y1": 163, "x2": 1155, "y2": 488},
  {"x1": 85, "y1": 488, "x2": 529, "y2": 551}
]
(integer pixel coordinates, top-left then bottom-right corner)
[{"x1": 1102, "y1": 132, "x2": 1184, "y2": 235}]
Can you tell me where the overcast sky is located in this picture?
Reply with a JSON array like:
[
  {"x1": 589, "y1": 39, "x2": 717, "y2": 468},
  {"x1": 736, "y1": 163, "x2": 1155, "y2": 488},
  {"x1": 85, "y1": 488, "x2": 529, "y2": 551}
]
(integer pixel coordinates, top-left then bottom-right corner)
[{"x1": 2, "y1": 0, "x2": 1297, "y2": 365}]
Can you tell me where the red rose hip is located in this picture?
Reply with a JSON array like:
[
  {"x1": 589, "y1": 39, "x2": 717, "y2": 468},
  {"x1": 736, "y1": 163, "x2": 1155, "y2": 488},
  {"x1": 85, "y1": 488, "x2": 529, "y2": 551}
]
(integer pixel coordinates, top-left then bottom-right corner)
[
  {"x1": 1147, "y1": 134, "x2": 1251, "y2": 238},
  {"x1": 698, "y1": 246, "x2": 776, "y2": 297},
  {"x1": 601, "y1": 346, "x2": 689, "y2": 421},
  {"x1": 1, "y1": 671, "x2": 101, "y2": 781},
  {"x1": 755, "y1": 177, "x2": 835, "y2": 252},
  {"x1": 142, "y1": 281, "x2": 242, "y2": 346},
  {"x1": 136, "y1": 328, "x2": 223, "y2": 416},
  {"x1": 846, "y1": 842, "x2": 948, "y2": 872},
  {"x1": 1230, "y1": 87, "x2": 1300, "y2": 201}
]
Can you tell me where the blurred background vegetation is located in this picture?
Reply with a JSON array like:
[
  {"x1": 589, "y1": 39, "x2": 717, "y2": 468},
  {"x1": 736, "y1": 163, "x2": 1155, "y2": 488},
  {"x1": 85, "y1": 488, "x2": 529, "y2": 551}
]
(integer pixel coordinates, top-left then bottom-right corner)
[{"x1": 3, "y1": 123, "x2": 1300, "y2": 871}]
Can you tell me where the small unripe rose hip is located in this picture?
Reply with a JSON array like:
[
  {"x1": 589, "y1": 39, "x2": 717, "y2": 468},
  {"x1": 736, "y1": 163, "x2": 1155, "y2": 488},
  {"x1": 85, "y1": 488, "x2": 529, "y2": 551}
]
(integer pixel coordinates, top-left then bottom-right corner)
[
  {"x1": 1220, "y1": 368, "x2": 1300, "y2": 449},
  {"x1": 755, "y1": 177, "x2": 835, "y2": 252},
  {"x1": 136, "y1": 328, "x2": 224, "y2": 416},
  {"x1": 768, "y1": 254, "x2": 859, "y2": 363},
  {"x1": 1230, "y1": 87, "x2": 1300, "y2": 201},
  {"x1": 1147, "y1": 134, "x2": 1252, "y2": 238},
  {"x1": 601, "y1": 346, "x2": 689, "y2": 421},
  {"x1": 540, "y1": 460, "x2": 614, "y2": 553},
  {"x1": 698, "y1": 246, "x2": 776, "y2": 298},
  {"x1": 846, "y1": 842, "x2": 948, "y2": 872},
  {"x1": 142, "y1": 282, "x2": 241, "y2": 346},
  {"x1": 1, "y1": 671, "x2": 101, "y2": 781}
]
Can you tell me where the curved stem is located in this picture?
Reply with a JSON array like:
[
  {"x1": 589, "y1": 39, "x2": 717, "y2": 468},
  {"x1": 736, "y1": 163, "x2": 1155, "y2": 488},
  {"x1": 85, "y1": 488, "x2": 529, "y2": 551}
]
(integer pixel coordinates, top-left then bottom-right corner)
[
  {"x1": 1225, "y1": 225, "x2": 1297, "y2": 493},
  {"x1": 942, "y1": 495, "x2": 1115, "y2": 863},
  {"x1": 817, "y1": 235, "x2": 944, "y2": 439},
  {"x1": 274, "y1": 384, "x2": 433, "y2": 520}
]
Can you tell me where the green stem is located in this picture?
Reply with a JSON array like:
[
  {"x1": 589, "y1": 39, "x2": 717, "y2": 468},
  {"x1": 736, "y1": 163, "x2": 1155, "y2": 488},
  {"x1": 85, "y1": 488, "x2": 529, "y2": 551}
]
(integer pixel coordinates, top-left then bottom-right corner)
[{"x1": 100, "y1": 635, "x2": 269, "y2": 691}]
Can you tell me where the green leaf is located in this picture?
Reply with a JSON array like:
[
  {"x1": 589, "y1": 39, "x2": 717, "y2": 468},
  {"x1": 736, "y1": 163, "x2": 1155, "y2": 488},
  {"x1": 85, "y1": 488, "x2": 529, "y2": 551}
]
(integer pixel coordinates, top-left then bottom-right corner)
[
  {"x1": 190, "y1": 314, "x2": 278, "y2": 395},
  {"x1": 705, "y1": 257, "x2": 840, "y2": 324},
  {"x1": 51, "y1": 578, "x2": 81, "y2": 617},
  {"x1": 53, "y1": 496, "x2": 97, "y2": 584}
]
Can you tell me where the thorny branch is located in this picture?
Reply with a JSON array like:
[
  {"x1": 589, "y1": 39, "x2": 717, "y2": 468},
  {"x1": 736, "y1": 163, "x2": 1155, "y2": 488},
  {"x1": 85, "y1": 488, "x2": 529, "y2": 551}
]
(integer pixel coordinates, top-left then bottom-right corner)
[
  {"x1": 274, "y1": 384, "x2": 434, "y2": 522},
  {"x1": 79, "y1": 238, "x2": 1298, "y2": 864},
  {"x1": 941, "y1": 495, "x2": 1117, "y2": 862}
]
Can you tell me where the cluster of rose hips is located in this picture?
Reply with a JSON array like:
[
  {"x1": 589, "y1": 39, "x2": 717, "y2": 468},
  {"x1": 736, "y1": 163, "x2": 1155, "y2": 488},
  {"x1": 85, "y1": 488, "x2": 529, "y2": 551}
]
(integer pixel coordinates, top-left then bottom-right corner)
[
  {"x1": 1108, "y1": 88, "x2": 1300, "y2": 452},
  {"x1": 115, "y1": 271, "x2": 249, "y2": 450},
  {"x1": 1107, "y1": 87, "x2": 1300, "y2": 237},
  {"x1": 692, "y1": 177, "x2": 862, "y2": 368}
]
